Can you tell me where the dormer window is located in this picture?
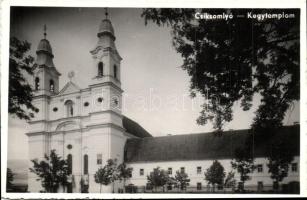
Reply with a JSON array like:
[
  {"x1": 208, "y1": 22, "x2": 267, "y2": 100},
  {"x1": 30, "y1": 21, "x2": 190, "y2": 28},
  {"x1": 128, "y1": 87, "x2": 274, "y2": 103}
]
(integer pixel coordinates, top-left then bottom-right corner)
[
  {"x1": 35, "y1": 77, "x2": 40, "y2": 90},
  {"x1": 65, "y1": 100, "x2": 74, "y2": 117},
  {"x1": 98, "y1": 62, "x2": 103, "y2": 76},
  {"x1": 114, "y1": 65, "x2": 117, "y2": 79},
  {"x1": 50, "y1": 79, "x2": 54, "y2": 92}
]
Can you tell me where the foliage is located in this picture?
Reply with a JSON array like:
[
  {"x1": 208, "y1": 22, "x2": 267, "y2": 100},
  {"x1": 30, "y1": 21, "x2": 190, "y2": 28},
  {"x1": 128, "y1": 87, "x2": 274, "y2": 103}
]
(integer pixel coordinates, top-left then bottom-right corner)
[
  {"x1": 147, "y1": 167, "x2": 170, "y2": 191},
  {"x1": 267, "y1": 138, "x2": 295, "y2": 187},
  {"x1": 117, "y1": 163, "x2": 133, "y2": 192},
  {"x1": 29, "y1": 149, "x2": 69, "y2": 193},
  {"x1": 231, "y1": 141, "x2": 255, "y2": 191},
  {"x1": 224, "y1": 171, "x2": 236, "y2": 188},
  {"x1": 6, "y1": 168, "x2": 14, "y2": 191},
  {"x1": 205, "y1": 160, "x2": 226, "y2": 190},
  {"x1": 173, "y1": 170, "x2": 190, "y2": 190},
  {"x1": 94, "y1": 158, "x2": 118, "y2": 193},
  {"x1": 9, "y1": 37, "x2": 38, "y2": 120},
  {"x1": 141, "y1": 9, "x2": 300, "y2": 131}
]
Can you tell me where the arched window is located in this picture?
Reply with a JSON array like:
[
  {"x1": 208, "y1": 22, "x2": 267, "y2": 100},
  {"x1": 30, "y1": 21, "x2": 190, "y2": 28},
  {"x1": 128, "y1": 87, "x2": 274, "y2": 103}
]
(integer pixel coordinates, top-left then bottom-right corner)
[
  {"x1": 50, "y1": 79, "x2": 54, "y2": 92},
  {"x1": 98, "y1": 62, "x2": 103, "y2": 76},
  {"x1": 114, "y1": 65, "x2": 117, "y2": 79},
  {"x1": 84, "y1": 154, "x2": 88, "y2": 175},
  {"x1": 35, "y1": 77, "x2": 40, "y2": 90},
  {"x1": 67, "y1": 154, "x2": 72, "y2": 174},
  {"x1": 65, "y1": 100, "x2": 74, "y2": 117}
]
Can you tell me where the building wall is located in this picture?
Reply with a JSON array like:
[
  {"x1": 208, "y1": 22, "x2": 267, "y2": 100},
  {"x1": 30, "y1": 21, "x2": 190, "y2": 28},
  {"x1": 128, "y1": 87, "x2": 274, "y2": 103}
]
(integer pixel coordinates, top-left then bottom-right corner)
[{"x1": 126, "y1": 156, "x2": 300, "y2": 190}]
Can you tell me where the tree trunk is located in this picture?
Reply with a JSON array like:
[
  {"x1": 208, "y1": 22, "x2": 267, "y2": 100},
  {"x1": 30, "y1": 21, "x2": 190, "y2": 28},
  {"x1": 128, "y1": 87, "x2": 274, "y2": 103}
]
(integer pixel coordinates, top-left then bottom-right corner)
[
  {"x1": 123, "y1": 179, "x2": 126, "y2": 193},
  {"x1": 112, "y1": 181, "x2": 115, "y2": 193},
  {"x1": 100, "y1": 184, "x2": 102, "y2": 193}
]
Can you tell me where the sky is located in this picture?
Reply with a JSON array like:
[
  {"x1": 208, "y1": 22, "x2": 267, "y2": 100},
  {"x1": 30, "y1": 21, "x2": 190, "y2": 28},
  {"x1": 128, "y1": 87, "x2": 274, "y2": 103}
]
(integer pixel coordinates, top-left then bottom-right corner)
[{"x1": 7, "y1": 7, "x2": 300, "y2": 161}]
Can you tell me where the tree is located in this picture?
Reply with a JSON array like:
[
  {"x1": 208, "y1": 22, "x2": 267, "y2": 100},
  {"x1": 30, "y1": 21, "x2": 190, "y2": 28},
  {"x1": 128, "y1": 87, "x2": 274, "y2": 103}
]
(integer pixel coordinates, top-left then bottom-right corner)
[
  {"x1": 205, "y1": 160, "x2": 226, "y2": 192},
  {"x1": 29, "y1": 149, "x2": 69, "y2": 193},
  {"x1": 6, "y1": 168, "x2": 14, "y2": 192},
  {"x1": 94, "y1": 158, "x2": 118, "y2": 193},
  {"x1": 267, "y1": 138, "x2": 295, "y2": 191},
  {"x1": 231, "y1": 145, "x2": 255, "y2": 192},
  {"x1": 147, "y1": 167, "x2": 170, "y2": 192},
  {"x1": 141, "y1": 9, "x2": 299, "y2": 131},
  {"x1": 9, "y1": 37, "x2": 38, "y2": 120},
  {"x1": 224, "y1": 171, "x2": 236, "y2": 190},
  {"x1": 173, "y1": 170, "x2": 190, "y2": 191},
  {"x1": 94, "y1": 167, "x2": 110, "y2": 193},
  {"x1": 117, "y1": 163, "x2": 133, "y2": 193}
]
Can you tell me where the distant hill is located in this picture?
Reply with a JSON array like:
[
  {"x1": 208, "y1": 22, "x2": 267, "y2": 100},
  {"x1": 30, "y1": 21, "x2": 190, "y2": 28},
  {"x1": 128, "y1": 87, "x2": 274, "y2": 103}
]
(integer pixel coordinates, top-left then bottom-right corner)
[{"x1": 7, "y1": 159, "x2": 28, "y2": 185}]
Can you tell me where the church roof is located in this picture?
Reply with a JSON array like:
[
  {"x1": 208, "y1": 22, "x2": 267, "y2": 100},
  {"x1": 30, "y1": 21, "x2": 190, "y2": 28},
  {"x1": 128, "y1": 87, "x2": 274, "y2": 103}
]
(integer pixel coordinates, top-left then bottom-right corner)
[
  {"x1": 123, "y1": 116, "x2": 152, "y2": 138},
  {"x1": 97, "y1": 19, "x2": 115, "y2": 40},
  {"x1": 124, "y1": 125, "x2": 299, "y2": 163},
  {"x1": 36, "y1": 39, "x2": 53, "y2": 57}
]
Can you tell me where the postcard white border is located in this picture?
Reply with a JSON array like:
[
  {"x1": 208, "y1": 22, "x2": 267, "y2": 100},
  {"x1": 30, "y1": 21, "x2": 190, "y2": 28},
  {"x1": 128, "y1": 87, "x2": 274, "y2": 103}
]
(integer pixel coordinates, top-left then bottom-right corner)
[{"x1": 1, "y1": 0, "x2": 306, "y2": 198}]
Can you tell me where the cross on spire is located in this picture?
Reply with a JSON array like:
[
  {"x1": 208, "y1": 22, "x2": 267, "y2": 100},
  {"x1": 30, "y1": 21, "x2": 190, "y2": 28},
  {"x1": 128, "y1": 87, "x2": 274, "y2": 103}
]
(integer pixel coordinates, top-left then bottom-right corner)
[
  {"x1": 43, "y1": 24, "x2": 47, "y2": 39},
  {"x1": 104, "y1": 8, "x2": 108, "y2": 19}
]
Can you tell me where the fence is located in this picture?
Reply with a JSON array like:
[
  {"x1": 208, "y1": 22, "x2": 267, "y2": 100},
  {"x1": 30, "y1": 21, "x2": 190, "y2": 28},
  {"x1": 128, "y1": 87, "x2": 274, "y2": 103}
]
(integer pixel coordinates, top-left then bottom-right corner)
[{"x1": 125, "y1": 182, "x2": 300, "y2": 194}]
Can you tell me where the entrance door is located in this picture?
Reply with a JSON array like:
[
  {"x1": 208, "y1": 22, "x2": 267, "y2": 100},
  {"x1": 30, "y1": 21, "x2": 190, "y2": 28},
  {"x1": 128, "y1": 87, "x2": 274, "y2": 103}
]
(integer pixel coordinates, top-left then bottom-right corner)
[{"x1": 67, "y1": 154, "x2": 73, "y2": 193}]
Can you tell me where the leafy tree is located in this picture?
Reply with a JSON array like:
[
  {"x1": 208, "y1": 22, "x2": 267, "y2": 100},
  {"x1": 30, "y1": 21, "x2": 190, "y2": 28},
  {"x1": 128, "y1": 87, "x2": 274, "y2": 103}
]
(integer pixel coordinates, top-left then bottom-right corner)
[
  {"x1": 224, "y1": 171, "x2": 236, "y2": 189},
  {"x1": 9, "y1": 37, "x2": 38, "y2": 120},
  {"x1": 173, "y1": 170, "x2": 190, "y2": 191},
  {"x1": 6, "y1": 168, "x2": 14, "y2": 192},
  {"x1": 117, "y1": 163, "x2": 133, "y2": 193},
  {"x1": 29, "y1": 149, "x2": 69, "y2": 193},
  {"x1": 205, "y1": 160, "x2": 226, "y2": 192},
  {"x1": 267, "y1": 138, "x2": 295, "y2": 191},
  {"x1": 94, "y1": 167, "x2": 110, "y2": 193},
  {"x1": 94, "y1": 158, "x2": 118, "y2": 193},
  {"x1": 231, "y1": 144, "x2": 255, "y2": 192},
  {"x1": 141, "y1": 9, "x2": 299, "y2": 131},
  {"x1": 147, "y1": 167, "x2": 170, "y2": 192}
]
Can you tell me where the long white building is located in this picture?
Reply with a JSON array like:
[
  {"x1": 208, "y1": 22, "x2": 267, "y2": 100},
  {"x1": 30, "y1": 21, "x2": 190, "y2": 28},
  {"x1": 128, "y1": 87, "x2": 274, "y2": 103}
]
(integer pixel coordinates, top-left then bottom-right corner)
[{"x1": 26, "y1": 14, "x2": 300, "y2": 193}]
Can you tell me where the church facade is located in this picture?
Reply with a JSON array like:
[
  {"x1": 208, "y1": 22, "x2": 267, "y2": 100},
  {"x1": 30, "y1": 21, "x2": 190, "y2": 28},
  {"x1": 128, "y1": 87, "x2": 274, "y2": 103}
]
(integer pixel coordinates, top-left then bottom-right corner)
[{"x1": 26, "y1": 16, "x2": 300, "y2": 193}]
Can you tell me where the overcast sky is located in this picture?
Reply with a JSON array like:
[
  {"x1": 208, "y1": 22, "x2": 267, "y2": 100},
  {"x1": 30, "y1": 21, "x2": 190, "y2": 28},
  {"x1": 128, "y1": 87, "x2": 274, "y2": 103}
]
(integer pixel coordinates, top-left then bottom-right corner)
[{"x1": 8, "y1": 7, "x2": 300, "y2": 160}]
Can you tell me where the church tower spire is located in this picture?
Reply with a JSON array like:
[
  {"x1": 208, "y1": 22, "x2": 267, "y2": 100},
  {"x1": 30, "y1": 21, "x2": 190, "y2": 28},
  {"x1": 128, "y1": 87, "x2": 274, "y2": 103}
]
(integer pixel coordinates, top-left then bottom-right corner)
[
  {"x1": 90, "y1": 9, "x2": 122, "y2": 86},
  {"x1": 33, "y1": 25, "x2": 61, "y2": 95}
]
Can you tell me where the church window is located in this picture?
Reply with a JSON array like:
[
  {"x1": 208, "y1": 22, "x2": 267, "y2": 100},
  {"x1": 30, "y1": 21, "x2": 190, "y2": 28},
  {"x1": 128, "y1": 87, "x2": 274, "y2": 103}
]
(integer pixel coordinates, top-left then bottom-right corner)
[
  {"x1": 197, "y1": 166, "x2": 202, "y2": 174},
  {"x1": 65, "y1": 100, "x2": 74, "y2": 117},
  {"x1": 292, "y1": 163, "x2": 297, "y2": 172},
  {"x1": 140, "y1": 169, "x2": 144, "y2": 176},
  {"x1": 53, "y1": 107, "x2": 58, "y2": 112},
  {"x1": 67, "y1": 144, "x2": 73, "y2": 149},
  {"x1": 67, "y1": 154, "x2": 72, "y2": 174},
  {"x1": 50, "y1": 79, "x2": 54, "y2": 92},
  {"x1": 168, "y1": 167, "x2": 172, "y2": 175},
  {"x1": 97, "y1": 97, "x2": 103, "y2": 103},
  {"x1": 180, "y1": 167, "x2": 185, "y2": 173},
  {"x1": 98, "y1": 62, "x2": 103, "y2": 76},
  {"x1": 84, "y1": 102, "x2": 89, "y2": 107},
  {"x1": 114, "y1": 65, "x2": 117, "y2": 79},
  {"x1": 197, "y1": 182, "x2": 202, "y2": 190},
  {"x1": 97, "y1": 154, "x2": 102, "y2": 165},
  {"x1": 84, "y1": 154, "x2": 89, "y2": 175},
  {"x1": 257, "y1": 164, "x2": 263, "y2": 173},
  {"x1": 35, "y1": 77, "x2": 40, "y2": 90}
]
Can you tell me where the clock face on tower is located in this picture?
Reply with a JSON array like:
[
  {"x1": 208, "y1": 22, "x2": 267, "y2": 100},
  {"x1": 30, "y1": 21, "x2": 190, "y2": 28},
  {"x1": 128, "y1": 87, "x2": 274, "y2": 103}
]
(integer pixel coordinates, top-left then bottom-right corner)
[{"x1": 111, "y1": 96, "x2": 119, "y2": 108}]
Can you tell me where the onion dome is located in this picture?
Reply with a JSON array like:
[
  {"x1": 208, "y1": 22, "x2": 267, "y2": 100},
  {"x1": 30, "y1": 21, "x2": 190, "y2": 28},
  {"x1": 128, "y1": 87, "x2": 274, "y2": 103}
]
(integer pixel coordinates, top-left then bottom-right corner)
[
  {"x1": 97, "y1": 19, "x2": 116, "y2": 40},
  {"x1": 36, "y1": 39, "x2": 54, "y2": 57}
]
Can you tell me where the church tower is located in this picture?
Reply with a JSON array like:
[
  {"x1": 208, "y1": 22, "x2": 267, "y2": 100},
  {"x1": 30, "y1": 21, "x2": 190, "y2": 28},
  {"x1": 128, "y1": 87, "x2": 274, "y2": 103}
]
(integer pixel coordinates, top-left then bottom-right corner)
[
  {"x1": 27, "y1": 12, "x2": 127, "y2": 193},
  {"x1": 33, "y1": 25, "x2": 61, "y2": 96},
  {"x1": 90, "y1": 11, "x2": 122, "y2": 87}
]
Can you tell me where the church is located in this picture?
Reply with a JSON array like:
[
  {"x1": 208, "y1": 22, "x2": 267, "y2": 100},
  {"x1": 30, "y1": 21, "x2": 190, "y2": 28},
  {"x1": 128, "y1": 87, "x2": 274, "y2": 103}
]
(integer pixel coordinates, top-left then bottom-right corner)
[{"x1": 26, "y1": 14, "x2": 300, "y2": 193}]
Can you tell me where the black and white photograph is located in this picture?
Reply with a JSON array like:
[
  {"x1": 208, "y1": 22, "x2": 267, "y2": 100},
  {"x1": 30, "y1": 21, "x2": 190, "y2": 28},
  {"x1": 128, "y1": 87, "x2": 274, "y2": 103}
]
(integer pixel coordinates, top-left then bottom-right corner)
[{"x1": 1, "y1": 0, "x2": 306, "y2": 198}]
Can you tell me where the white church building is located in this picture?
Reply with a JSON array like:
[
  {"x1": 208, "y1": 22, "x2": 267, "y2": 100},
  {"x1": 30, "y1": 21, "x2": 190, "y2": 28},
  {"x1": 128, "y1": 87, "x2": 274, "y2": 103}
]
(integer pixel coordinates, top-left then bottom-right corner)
[{"x1": 26, "y1": 15, "x2": 300, "y2": 193}]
